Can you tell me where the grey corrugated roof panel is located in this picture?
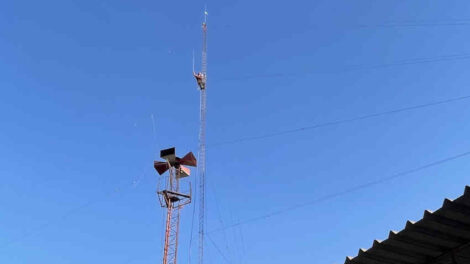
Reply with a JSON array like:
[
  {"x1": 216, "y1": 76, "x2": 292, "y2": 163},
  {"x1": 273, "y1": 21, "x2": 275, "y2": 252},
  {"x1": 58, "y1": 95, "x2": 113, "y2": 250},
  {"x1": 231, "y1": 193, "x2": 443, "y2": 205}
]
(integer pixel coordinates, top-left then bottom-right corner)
[
  {"x1": 372, "y1": 240, "x2": 427, "y2": 263},
  {"x1": 404, "y1": 221, "x2": 465, "y2": 246},
  {"x1": 435, "y1": 205, "x2": 470, "y2": 225},
  {"x1": 344, "y1": 186, "x2": 470, "y2": 264},
  {"x1": 383, "y1": 238, "x2": 439, "y2": 258},
  {"x1": 421, "y1": 212, "x2": 470, "y2": 239}
]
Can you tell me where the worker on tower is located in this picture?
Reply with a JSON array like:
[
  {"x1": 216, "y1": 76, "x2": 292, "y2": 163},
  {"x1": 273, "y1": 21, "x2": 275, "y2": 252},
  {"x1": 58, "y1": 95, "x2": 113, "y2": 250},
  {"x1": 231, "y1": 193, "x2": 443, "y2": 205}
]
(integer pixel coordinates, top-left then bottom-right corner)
[{"x1": 194, "y1": 72, "x2": 206, "y2": 90}]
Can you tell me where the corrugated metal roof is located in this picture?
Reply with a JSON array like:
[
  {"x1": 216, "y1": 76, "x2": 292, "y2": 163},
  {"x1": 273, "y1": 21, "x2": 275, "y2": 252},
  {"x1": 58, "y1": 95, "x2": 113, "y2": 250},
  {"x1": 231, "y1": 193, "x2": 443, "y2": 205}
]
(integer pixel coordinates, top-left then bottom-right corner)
[{"x1": 345, "y1": 186, "x2": 470, "y2": 264}]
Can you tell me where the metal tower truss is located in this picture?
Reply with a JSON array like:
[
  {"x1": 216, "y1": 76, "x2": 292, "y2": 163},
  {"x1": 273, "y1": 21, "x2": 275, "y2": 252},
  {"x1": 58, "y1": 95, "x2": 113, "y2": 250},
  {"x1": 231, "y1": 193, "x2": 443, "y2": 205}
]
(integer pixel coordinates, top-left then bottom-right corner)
[
  {"x1": 154, "y1": 147, "x2": 197, "y2": 264},
  {"x1": 193, "y1": 11, "x2": 208, "y2": 264}
]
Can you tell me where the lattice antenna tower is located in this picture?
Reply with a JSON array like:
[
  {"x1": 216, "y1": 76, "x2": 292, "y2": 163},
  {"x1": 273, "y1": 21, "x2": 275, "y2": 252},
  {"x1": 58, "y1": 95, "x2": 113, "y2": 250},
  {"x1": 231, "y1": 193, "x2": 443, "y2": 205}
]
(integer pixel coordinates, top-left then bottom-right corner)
[
  {"x1": 154, "y1": 147, "x2": 197, "y2": 264},
  {"x1": 193, "y1": 8, "x2": 208, "y2": 264}
]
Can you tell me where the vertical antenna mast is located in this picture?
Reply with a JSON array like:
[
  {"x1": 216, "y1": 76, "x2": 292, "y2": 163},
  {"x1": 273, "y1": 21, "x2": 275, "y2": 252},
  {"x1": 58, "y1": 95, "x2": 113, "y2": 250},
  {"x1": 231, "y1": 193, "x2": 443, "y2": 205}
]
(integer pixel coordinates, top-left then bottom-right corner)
[{"x1": 193, "y1": 8, "x2": 208, "y2": 264}]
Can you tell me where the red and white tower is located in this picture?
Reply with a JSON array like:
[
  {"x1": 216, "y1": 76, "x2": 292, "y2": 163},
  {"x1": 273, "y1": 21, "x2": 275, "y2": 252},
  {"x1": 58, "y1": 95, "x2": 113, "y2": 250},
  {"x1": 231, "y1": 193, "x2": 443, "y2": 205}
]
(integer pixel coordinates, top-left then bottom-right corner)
[{"x1": 154, "y1": 147, "x2": 197, "y2": 264}]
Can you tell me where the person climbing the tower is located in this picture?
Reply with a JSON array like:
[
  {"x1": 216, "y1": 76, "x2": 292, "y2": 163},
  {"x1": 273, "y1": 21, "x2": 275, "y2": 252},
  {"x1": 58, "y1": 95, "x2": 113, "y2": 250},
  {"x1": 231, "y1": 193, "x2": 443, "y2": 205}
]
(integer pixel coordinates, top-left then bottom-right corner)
[{"x1": 194, "y1": 72, "x2": 206, "y2": 90}]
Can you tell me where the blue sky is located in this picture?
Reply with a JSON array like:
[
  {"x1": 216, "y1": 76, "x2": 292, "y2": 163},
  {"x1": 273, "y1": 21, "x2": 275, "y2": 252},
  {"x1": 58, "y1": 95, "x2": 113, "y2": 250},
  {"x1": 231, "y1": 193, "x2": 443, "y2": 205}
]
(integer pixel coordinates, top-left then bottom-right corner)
[{"x1": 1, "y1": 0, "x2": 470, "y2": 263}]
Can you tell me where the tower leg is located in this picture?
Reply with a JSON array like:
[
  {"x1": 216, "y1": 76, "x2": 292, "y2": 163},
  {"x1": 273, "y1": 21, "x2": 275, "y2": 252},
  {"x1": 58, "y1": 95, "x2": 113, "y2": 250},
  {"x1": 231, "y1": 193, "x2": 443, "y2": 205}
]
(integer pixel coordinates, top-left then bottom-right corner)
[
  {"x1": 162, "y1": 201, "x2": 182, "y2": 264},
  {"x1": 163, "y1": 203, "x2": 173, "y2": 264}
]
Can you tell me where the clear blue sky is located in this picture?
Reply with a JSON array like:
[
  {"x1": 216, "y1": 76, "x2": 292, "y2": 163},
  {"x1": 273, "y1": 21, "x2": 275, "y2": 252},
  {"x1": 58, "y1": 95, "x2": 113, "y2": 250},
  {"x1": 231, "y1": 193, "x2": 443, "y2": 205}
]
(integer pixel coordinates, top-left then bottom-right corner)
[{"x1": 1, "y1": 0, "x2": 470, "y2": 263}]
